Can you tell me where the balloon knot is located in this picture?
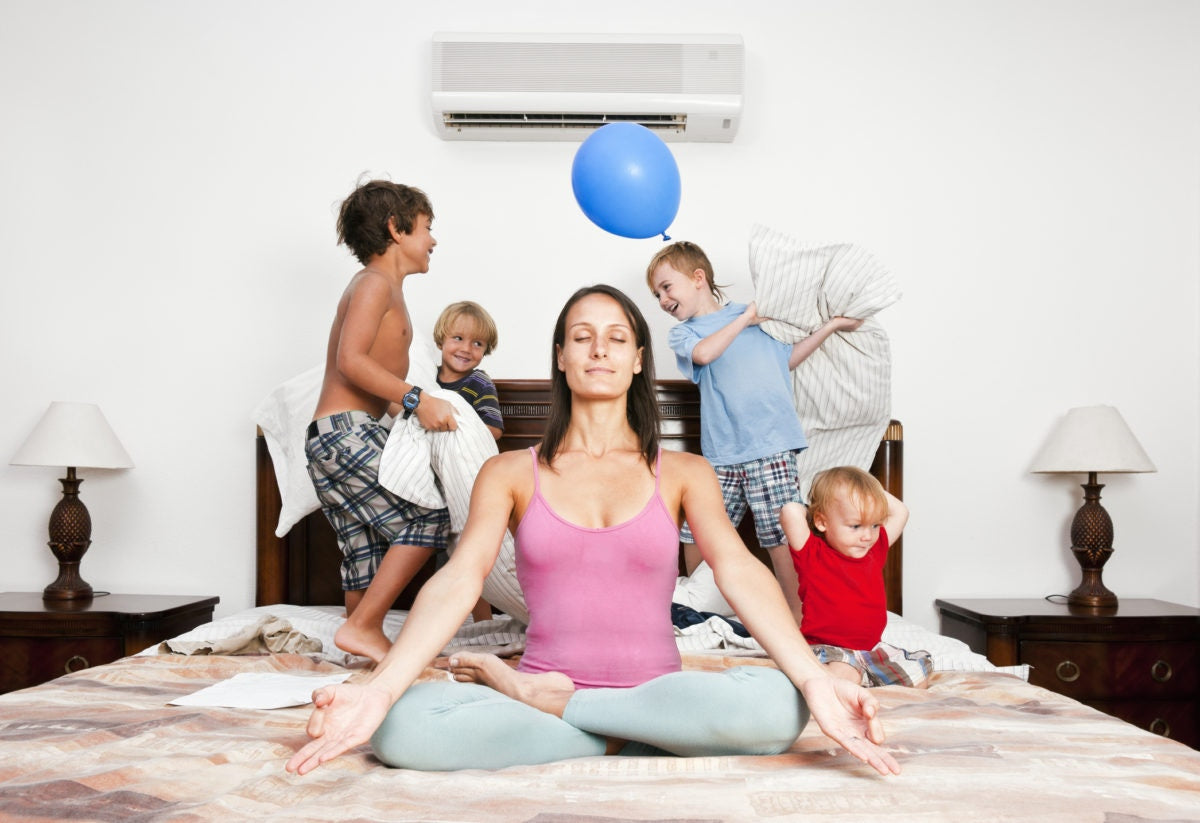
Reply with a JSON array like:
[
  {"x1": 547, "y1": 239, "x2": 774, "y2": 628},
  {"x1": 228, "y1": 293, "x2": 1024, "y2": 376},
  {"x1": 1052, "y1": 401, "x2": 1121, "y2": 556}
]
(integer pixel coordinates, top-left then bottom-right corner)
[{"x1": 661, "y1": 232, "x2": 671, "y2": 242}]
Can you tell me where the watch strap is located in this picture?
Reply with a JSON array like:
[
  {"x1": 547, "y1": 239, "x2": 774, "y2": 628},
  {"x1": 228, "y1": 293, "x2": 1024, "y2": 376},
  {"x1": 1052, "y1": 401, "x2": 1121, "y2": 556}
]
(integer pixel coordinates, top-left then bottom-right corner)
[{"x1": 402, "y1": 386, "x2": 423, "y2": 419}]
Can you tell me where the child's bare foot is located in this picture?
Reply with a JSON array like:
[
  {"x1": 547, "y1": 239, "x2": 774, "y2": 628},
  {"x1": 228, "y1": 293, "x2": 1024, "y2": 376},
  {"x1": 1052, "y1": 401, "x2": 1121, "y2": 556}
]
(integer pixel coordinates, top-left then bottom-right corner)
[
  {"x1": 828, "y1": 660, "x2": 863, "y2": 684},
  {"x1": 334, "y1": 621, "x2": 391, "y2": 664},
  {"x1": 449, "y1": 652, "x2": 575, "y2": 717}
]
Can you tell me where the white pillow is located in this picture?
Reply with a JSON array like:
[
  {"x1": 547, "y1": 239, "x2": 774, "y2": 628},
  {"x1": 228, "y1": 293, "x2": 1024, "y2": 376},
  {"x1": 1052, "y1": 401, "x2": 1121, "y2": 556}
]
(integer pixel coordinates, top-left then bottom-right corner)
[
  {"x1": 747, "y1": 224, "x2": 901, "y2": 501},
  {"x1": 251, "y1": 364, "x2": 323, "y2": 537},
  {"x1": 404, "y1": 334, "x2": 440, "y2": 399},
  {"x1": 377, "y1": 407, "x2": 446, "y2": 510},
  {"x1": 379, "y1": 392, "x2": 529, "y2": 625},
  {"x1": 251, "y1": 334, "x2": 442, "y2": 538},
  {"x1": 881, "y1": 612, "x2": 1029, "y2": 678},
  {"x1": 672, "y1": 561, "x2": 734, "y2": 617},
  {"x1": 748, "y1": 224, "x2": 902, "y2": 333}
]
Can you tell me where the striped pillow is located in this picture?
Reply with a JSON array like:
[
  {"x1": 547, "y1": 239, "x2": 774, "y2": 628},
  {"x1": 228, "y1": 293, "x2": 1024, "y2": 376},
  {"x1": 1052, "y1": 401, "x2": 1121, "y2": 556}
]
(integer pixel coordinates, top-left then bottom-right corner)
[
  {"x1": 379, "y1": 391, "x2": 529, "y2": 625},
  {"x1": 748, "y1": 224, "x2": 901, "y2": 500}
]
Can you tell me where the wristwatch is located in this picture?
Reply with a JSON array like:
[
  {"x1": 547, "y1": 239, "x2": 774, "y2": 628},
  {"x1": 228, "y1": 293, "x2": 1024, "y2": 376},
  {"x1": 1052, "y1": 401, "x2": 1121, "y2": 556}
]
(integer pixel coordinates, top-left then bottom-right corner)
[{"x1": 401, "y1": 386, "x2": 423, "y2": 419}]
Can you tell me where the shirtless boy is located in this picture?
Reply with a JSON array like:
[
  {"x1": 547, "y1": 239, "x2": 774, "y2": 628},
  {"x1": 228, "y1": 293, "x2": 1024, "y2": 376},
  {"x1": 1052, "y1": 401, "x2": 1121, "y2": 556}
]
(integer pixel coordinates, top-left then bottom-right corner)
[{"x1": 305, "y1": 179, "x2": 457, "y2": 663}]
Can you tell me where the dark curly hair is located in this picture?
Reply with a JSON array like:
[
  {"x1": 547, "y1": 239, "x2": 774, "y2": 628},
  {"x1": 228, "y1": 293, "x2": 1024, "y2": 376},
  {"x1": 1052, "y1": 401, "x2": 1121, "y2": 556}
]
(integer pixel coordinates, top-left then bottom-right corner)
[{"x1": 336, "y1": 180, "x2": 433, "y2": 265}]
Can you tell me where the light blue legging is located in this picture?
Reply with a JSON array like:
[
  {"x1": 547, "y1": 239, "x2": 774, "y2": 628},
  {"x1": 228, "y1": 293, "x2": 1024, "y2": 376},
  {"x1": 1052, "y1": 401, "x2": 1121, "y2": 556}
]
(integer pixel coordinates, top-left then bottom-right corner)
[{"x1": 370, "y1": 665, "x2": 809, "y2": 771}]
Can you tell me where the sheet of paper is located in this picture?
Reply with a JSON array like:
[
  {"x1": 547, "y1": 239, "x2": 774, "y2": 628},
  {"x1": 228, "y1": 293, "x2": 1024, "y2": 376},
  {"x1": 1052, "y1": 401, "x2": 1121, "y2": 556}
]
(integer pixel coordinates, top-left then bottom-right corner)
[{"x1": 169, "y1": 671, "x2": 353, "y2": 709}]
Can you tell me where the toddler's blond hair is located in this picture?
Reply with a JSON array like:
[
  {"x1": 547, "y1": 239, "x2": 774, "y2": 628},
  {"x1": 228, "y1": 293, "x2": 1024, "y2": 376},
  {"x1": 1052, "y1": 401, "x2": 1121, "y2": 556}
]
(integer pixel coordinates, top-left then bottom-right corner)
[
  {"x1": 807, "y1": 466, "x2": 888, "y2": 532},
  {"x1": 433, "y1": 301, "x2": 499, "y2": 355}
]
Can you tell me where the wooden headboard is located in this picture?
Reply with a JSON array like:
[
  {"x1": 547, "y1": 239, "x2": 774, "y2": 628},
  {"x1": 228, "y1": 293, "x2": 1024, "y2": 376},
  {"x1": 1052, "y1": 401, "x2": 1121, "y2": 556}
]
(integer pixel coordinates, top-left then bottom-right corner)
[{"x1": 256, "y1": 379, "x2": 904, "y2": 614}]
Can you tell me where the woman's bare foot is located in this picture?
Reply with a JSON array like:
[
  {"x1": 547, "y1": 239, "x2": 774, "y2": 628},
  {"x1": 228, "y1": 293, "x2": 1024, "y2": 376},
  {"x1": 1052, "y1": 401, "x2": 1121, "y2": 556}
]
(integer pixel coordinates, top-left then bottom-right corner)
[
  {"x1": 334, "y1": 621, "x2": 391, "y2": 664},
  {"x1": 449, "y1": 652, "x2": 576, "y2": 717}
]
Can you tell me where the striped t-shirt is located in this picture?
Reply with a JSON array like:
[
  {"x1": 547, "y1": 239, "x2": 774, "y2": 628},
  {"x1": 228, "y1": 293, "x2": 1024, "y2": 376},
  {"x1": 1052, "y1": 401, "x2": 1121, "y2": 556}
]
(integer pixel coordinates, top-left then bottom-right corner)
[{"x1": 436, "y1": 369, "x2": 504, "y2": 432}]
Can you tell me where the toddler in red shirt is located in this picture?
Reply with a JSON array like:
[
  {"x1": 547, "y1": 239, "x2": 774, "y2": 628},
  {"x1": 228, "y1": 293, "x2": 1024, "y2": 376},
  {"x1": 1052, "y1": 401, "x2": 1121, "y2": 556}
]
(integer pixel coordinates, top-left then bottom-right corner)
[{"x1": 781, "y1": 467, "x2": 911, "y2": 685}]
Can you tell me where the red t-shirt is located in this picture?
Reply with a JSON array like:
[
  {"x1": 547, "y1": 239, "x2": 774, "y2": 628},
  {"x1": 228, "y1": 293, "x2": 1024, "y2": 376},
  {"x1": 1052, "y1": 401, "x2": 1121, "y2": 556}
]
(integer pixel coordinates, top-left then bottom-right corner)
[{"x1": 790, "y1": 528, "x2": 888, "y2": 651}]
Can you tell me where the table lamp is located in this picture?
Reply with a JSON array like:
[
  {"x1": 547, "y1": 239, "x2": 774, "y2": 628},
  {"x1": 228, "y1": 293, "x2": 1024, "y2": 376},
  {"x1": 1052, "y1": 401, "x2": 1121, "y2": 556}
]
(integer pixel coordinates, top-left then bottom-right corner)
[
  {"x1": 1029, "y1": 405, "x2": 1155, "y2": 609},
  {"x1": 10, "y1": 402, "x2": 135, "y2": 602}
]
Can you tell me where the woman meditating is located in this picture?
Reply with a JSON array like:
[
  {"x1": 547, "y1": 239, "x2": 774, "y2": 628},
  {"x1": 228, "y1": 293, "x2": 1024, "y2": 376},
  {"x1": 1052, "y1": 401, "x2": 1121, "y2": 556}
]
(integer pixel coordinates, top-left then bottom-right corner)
[{"x1": 286, "y1": 284, "x2": 900, "y2": 776}]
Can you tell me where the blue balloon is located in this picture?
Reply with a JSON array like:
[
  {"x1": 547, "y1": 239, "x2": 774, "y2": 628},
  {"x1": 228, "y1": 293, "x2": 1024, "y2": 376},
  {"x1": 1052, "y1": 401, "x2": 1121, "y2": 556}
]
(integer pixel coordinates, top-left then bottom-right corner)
[{"x1": 571, "y1": 123, "x2": 681, "y2": 240}]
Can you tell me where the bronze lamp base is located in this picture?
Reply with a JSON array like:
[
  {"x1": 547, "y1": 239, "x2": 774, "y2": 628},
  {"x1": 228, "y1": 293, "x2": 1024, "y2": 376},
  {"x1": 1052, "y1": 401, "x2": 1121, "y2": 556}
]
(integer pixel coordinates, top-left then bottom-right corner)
[
  {"x1": 1067, "y1": 471, "x2": 1117, "y2": 609},
  {"x1": 43, "y1": 467, "x2": 94, "y2": 602}
]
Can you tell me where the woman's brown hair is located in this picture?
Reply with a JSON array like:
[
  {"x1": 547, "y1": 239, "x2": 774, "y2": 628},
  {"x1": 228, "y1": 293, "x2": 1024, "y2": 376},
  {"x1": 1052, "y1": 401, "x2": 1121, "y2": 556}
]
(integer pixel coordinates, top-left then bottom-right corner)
[{"x1": 539, "y1": 284, "x2": 660, "y2": 468}]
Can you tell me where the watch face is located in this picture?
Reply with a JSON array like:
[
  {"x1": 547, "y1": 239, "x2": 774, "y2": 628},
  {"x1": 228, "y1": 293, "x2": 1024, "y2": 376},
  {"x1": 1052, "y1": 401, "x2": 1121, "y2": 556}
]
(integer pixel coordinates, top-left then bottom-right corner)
[{"x1": 403, "y1": 392, "x2": 419, "y2": 409}]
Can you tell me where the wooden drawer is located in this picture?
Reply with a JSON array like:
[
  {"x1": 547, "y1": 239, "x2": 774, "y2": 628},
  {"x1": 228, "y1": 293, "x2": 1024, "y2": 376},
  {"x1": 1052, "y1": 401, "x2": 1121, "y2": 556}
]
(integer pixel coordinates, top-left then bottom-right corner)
[
  {"x1": 1089, "y1": 699, "x2": 1197, "y2": 746},
  {"x1": 1021, "y1": 640, "x2": 1197, "y2": 701},
  {"x1": 0, "y1": 635, "x2": 124, "y2": 692}
]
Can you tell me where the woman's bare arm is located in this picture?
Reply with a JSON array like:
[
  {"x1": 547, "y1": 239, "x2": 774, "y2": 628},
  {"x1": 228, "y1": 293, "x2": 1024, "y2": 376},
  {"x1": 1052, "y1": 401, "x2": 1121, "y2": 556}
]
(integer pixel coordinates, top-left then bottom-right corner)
[
  {"x1": 675, "y1": 453, "x2": 901, "y2": 776},
  {"x1": 286, "y1": 452, "x2": 520, "y2": 775}
]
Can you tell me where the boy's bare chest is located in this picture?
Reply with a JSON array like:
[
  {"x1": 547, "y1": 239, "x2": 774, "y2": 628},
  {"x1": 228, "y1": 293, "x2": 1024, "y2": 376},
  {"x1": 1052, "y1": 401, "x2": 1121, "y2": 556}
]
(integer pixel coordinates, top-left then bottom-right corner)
[{"x1": 371, "y1": 305, "x2": 414, "y2": 371}]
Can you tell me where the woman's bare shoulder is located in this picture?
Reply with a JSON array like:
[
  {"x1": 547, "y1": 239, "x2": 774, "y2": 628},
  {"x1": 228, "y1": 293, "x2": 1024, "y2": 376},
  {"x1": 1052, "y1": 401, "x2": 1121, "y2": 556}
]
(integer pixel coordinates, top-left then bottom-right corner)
[
  {"x1": 469, "y1": 449, "x2": 534, "y2": 504},
  {"x1": 659, "y1": 449, "x2": 716, "y2": 480},
  {"x1": 660, "y1": 448, "x2": 710, "y2": 467},
  {"x1": 483, "y1": 448, "x2": 533, "y2": 474}
]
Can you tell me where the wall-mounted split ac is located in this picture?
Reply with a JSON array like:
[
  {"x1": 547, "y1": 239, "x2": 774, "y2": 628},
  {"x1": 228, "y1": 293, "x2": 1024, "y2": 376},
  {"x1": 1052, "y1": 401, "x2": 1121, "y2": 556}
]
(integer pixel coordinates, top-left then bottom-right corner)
[{"x1": 432, "y1": 32, "x2": 744, "y2": 142}]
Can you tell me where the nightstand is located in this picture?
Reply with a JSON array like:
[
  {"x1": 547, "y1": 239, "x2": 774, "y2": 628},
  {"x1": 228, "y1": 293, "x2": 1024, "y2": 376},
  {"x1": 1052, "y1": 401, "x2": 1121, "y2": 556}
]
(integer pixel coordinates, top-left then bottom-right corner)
[
  {"x1": 936, "y1": 598, "x2": 1199, "y2": 748},
  {"x1": 0, "y1": 592, "x2": 219, "y2": 693}
]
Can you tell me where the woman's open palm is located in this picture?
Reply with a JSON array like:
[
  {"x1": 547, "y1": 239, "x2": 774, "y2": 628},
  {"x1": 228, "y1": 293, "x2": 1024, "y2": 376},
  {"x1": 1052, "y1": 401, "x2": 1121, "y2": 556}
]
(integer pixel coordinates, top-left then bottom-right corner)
[
  {"x1": 799, "y1": 676, "x2": 901, "y2": 776},
  {"x1": 285, "y1": 682, "x2": 394, "y2": 775}
]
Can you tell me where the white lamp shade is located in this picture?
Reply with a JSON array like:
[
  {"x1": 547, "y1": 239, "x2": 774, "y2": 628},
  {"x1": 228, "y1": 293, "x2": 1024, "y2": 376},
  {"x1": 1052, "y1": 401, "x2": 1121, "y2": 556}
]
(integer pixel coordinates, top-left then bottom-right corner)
[
  {"x1": 1029, "y1": 405, "x2": 1155, "y2": 474},
  {"x1": 10, "y1": 402, "x2": 134, "y2": 469}
]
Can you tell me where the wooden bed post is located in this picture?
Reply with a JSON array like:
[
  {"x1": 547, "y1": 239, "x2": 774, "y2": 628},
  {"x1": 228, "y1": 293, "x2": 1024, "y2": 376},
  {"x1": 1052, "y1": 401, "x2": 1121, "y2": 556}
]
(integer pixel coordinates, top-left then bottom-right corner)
[
  {"x1": 255, "y1": 429, "x2": 288, "y2": 606},
  {"x1": 870, "y1": 420, "x2": 904, "y2": 616}
]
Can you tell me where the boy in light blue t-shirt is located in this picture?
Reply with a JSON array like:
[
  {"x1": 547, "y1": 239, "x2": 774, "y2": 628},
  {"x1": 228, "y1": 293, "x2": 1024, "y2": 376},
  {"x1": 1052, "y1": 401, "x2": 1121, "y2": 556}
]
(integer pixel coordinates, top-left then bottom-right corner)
[{"x1": 646, "y1": 240, "x2": 860, "y2": 624}]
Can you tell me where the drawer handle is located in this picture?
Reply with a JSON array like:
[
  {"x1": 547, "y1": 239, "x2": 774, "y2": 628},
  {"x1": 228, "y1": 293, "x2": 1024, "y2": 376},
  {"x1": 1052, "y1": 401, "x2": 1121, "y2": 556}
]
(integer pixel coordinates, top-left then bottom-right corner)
[
  {"x1": 1055, "y1": 660, "x2": 1081, "y2": 683},
  {"x1": 64, "y1": 655, "x2": 90, "y2": 674},
  {"x1": 1150, "y1": 660, "x2": 1173, "y2": 683},
  {"x1": 1149, "y1": 718, "x2": 1171, "y2": 737}
]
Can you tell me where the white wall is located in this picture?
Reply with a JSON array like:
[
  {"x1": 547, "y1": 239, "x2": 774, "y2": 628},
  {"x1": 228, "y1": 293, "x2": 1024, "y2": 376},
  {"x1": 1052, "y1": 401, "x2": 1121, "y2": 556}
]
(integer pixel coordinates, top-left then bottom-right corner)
[{"x1": 2, "y1": 0, "x2": 1197, "y2": 632}]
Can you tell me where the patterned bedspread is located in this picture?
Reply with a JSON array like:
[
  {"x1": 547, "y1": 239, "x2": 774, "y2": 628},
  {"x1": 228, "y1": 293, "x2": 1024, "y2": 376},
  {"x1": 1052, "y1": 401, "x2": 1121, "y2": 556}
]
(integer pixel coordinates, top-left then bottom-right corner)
[{"x1": 2, "y1": 652, "x2": 1198, "y2": 822}]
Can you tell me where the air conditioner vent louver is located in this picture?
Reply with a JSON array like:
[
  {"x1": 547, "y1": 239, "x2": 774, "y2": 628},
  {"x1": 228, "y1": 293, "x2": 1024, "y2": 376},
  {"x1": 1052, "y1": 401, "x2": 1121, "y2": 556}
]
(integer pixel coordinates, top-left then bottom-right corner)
[
  {"x1": 432, "y1": 33, "x2": 742, "y2": 142},
  {"x1": 443, "y1": 112, "x2": 686, "y2": 132}
]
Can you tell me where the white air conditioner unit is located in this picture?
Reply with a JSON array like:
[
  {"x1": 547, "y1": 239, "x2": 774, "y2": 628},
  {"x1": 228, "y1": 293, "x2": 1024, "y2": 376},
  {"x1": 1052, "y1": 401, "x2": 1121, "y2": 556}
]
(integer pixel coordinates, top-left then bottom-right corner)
[{"x1": 432, "y1": 32, "x2": 744, "y2": 142}]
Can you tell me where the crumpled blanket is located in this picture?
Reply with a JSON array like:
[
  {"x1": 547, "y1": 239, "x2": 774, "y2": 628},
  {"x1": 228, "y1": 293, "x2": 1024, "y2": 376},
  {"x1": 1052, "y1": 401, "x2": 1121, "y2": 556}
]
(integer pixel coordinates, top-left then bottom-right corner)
[
  {"x1": 671, "y1": 602, "x2": 749, "y2": 637},
  {"x1": 748, "y1": 223, "x2": 901, "y2": 500},
  {"x1": 440, "y1": 614, "x2": 526, "y2": 658},
  {"x1": 159, "y1": 615, "x2": 323, "y2": 656}
]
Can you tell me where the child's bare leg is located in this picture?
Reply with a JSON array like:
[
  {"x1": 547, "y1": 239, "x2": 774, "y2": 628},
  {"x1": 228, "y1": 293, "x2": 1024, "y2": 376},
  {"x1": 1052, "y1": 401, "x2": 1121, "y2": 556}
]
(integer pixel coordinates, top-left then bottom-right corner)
[
  {"x1": 336, "y1": 544, "x2": 433, "y2": 663},
  {"x1": 448, "y1": 652, "x2": 575, "y2": 718},
  {"x1": 343, "y1": 588, "x2": 365, "y2": 617},
  {"x1": 826, "y1": 661, "x2": 863, "y2": 683},
  {"x1": 681, "y1": 542, "x2": 702, "y2": 576},
  {"x1": 470, "y1": 597, "x2": 493, "y2": 623},
  {"x1": 765, "y1": 543, "x2": 805, "y2": 626}
]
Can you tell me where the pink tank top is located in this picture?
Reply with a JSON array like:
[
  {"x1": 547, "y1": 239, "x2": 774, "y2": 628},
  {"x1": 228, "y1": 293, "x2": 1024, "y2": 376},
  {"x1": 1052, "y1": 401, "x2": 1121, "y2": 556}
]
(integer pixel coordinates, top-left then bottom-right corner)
[{"x1": 515, "y1": 448, "x2": 683, "y2": 689}]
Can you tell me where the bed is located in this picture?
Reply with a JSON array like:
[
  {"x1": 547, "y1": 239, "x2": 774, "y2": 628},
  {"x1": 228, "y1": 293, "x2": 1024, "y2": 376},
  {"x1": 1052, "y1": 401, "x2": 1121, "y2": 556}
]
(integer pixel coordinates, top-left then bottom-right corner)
[{"x1": 2, "y1": 379, "x2": 1199, "y2": 823}]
